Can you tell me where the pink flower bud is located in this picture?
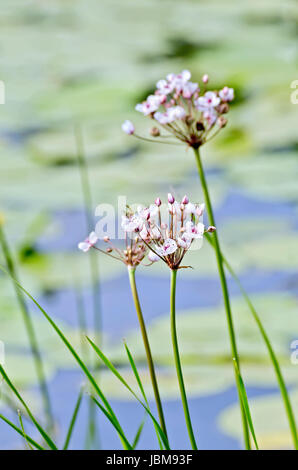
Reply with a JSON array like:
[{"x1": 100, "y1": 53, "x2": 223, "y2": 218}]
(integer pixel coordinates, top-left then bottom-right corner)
[
  {"x1": 121, "y1": 120, "x2": 135, "y2": 135},
  {"x1": 155, "y1": 197, "x2": 162, "y2": 207},
  {"x1": 202, "y1": 74, "x2": 209, "y2": 84},
  {"x1": 181, "y1": 195, "x2": 189, "y2": 205},
  {"x1": 207, "y1": 225, "x2": 216, "y2": 233},
  {"x1": 168, "y1": 193, "x2": 175, "y2": 204}
]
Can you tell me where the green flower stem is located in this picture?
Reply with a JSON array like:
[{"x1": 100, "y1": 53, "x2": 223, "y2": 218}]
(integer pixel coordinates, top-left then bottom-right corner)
[
  {"x1": 193, "y1": 147, "x2": 250, "y2": 449},
  {"x1": 128, "y1": 267, "x2": 168, "y2": 440},
  {"x1": 221, "y1": 251, "x2": 298, "y2": 449},
  {"x1": 170, "y1": 268, "x2": 197, "y2": 450},
  {"x1": 0, "y1": 224, "x2": 54, "y2": 433}
]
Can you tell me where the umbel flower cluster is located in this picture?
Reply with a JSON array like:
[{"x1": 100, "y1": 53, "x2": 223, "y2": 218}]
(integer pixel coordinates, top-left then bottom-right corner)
[
  {"x1": 121, "y1": 194, "x2": 216, "y2": 270},
  {"x1": 122, "y1": 70, "x2": 234, "y2": 148},
  {"x1": 78, "y1": 229, "x2": 148, "y2": 268},
  {"x1": 78, "y1": 194, "x2": 215, "y2": 270}
]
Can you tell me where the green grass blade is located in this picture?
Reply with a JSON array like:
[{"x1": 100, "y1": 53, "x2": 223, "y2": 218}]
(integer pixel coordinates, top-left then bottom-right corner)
[
  {"x1": 18, "y1": 409, "x2": 34, "y2": 450},
  {"x1": 124, "y1": 342, "x2": 148, "y2": 405},
  {"x1": 0, "y1": 264, "x2": 130, "y2": 450},
  {"x1": 86, "y1": 336, "x2": 170, "y2": 449},
  {"x1": 63, "y1": 387, "x2": 84, "y2": 450},
  {"x1": 0, "y1": 412, "x2": 44, "y2": 450},
  {"x1": 0, "y1": 365, "x2": 57, "y2": 449},
  {"x1": 124, "y1": 342, "x2": 163, "y2": 450},
  {"x1": 90, "y1": 396, "x2": 132, "y2": 450},
  {"x1": 132, "y1": 415, "x2": 146, "y2": 449},
  {"x1": 206, "y1": 235, "x2": 298, "y2": 450},
  {"x1": 233, "y1": 359, "x2": 259, "y2": 450},
  {"x1": 0, "y1": 225, "x2": 53, "y2": 432}
]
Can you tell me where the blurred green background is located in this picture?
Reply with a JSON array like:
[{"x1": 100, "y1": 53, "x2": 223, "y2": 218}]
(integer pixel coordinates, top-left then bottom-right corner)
[{"x1": 0, "y1": 0, "x2": 297, "y2": 449}]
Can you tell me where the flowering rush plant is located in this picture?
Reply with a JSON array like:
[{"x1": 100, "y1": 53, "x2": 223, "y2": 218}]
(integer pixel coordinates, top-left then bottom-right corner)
[
  {"x1": 122, "y1": 70, "x2": 234, "y2": 148},
  {"x1": 122, "y1": 194, "x2": 215, "y2": 270}
]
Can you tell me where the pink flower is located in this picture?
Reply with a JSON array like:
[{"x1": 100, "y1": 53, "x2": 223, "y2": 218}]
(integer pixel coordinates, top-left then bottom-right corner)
[
  {"x1": 156, "y1": 238, "x2": 178, "y2": 256},
  {"x1": 185, "y1": 202, "x2": 205, "y2": 216},
  {"x1": 155, "y1": 197, "x2": 162, "y2": 207},
  {"x1": 195, "y1": 91, "x2": 220, "y2": 111},
  {"x1": 78, "y1": 232, "x2": 98, "y2": 252},
  {"x1": 135, "y1": 95, "x2": 162, "y2": 115},
  {"x1": 219, "y1": 86, "x2": 234, "y2": 102},
  {"x1": 156, "y1": 79, "x2": 174, "y2": 95},
  {"x1": 121, "y1": 120, "x2": 135, "y2": 135},
  {"x1": 203, "y1": 110, "x2": 217, "y2": 128},
  {"x1": 121, "y1": 215, "x2": 144, "y2": 233},
  {"x1": 182, "y1": 81, "x2": 198, "y2": 99},
  {"x1": 177, "y1": 236, "x2": 191, "y2": 249},
  {"x1": 202, "y1": 74, "x2": 209, "y2": 84},
  {"x1": 148, "y1": 251, "x2": 160, "y2": 263},
  {"x1": 154, "y1": 111, "x2": 173, "y2": 125},
  {"x1": 154, "y1": 106, "x2": 186, "y2": 125},
  {"x1": 184, "y1": 221, "x2": 205, "y2": 240}
]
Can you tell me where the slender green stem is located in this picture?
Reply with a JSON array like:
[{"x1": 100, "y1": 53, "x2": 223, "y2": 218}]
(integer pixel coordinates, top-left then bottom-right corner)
[
  {"x1": 216, "y1": 246, "x2": 298, "y2": 449},
  {"x1": 193, "y1": 147, "x2": 250, "y2": 449},
  {"x1": 75, "y1": 125, "x2": 101, "y2": 449},
  {"x1": 63, "y1": 387, "x2": 84, "y2": 450},
  {"x1": 0, "y1": 224, "x2": 54, "y2": 433},
  {"x1": 170, "y1": 269, "x2": 197, "y2": 450},
  {"x1": 75, "y1": 125, "x2": 102, "y2": 343},
  {"x1": 127, "y1": 267, "x2": 168, "y2": 440}
]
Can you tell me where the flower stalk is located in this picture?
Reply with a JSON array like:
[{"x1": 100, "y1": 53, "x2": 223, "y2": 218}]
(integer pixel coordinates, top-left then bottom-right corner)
[
  {"x1": 0, "y1": 223, "x2": 54, "y2": 433},
  {"x1": 127, "y1": 266, "x2": 168, "y2": 440},
  {"x1": 170, "y1": 268, "x2": 197, "y2": 450},
  {"x1": 193, "y1": 147, "x2": 250, "y2": 449}
]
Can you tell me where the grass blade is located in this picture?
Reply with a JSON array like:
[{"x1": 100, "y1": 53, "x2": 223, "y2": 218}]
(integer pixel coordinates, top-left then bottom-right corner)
[
  {"x1": 86, "y1": 336, "x2": 170, "y2": 449},
  {"x1": 0, "y1": 365, "x2": 57, "y2": 449},
  {"x1": 18, "y1": 409, "x2": 34, "y2": 450},
  {"x1": 124, "y1": 342, "x2": 148, "y2": 405},
  {"x1": 124, "y1": 342, "x2": 164, "y2": 450},
  {"x1": 206, "y1": 234, "x2": 298, "y2": 450},
  {"x1": 132, "y1": 415, "x2": 146, "y2": 449},
  {"x1": 63, "y1": 387, "x2": 84, "y2": 450},
  {"x1": 0, "y1": 264, "x2": 131, "y2": 450},
  {"x1": 0, "y1": 224, "x2": 53, "y2": 431},
  {"x1": 0, "y1": 412, "x2": 44, "y2": 450},
  {"x1": 233, "y1": 359, "x2": 259, "y2": 450},
  {"x1": 90, "y1": 396, "x2": 132, "y2": 449}
]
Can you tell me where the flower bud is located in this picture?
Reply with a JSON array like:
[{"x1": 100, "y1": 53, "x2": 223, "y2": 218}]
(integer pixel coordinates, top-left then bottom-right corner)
[
  {"x1": 106, "y1": 247, "x2": 113, "y2": 253},
  {"x1": 217, "y1": 116, "x2": 228, "y2": 128},
  {"x1": 155, "y1": 197, "x2": 162, "y2": 207},
  {"x1": 218, "y1": 103, "x2": 229, "y2": 114},
  {"x1": 150, "y1": 127, "x2": 160, "y2": 137},
  {"x1": 202, "y1": 74, "x2": 209, "y2": 84},
  {"x1": 185, "y1": 115, "x2": 194, "y2": 126},
  {"x1": 196, "y1": 122, "x2": 205, "y2": 132},
  {"x1": 168, "y1": 193, "x2": 175, "y2": 204},
  {"x1": 181, "y1": 195, "x2": 189, "y2": 205},
  {"x1": 207, "y1": 225, "x2": 216, "y2": 233},
  {"x1": 103, "y1": 236, "x2": 110, "y2": 242},
  {"x1": 121, "y1": 120, "x2": 135, "y2": 135}
]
